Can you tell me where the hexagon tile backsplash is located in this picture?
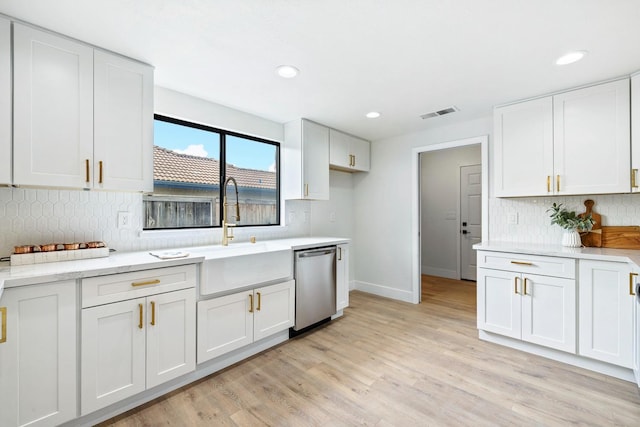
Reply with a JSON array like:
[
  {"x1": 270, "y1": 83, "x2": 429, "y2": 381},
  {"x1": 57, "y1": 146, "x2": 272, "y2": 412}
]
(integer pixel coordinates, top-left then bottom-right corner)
[
  {"x1": 0, "y1": 188, "x2": 309, "y2": 257},
  {"x1": 489, "y1": 194, "x2": 640, "y2": 245}
]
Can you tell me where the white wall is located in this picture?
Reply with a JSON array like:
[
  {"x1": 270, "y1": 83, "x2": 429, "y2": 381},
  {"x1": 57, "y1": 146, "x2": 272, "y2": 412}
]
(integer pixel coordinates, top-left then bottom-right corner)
[
  {"x1": 352, "y1": 116, "x2": 493, "y2": 302},
  {"x1": 420, "y1": 145, "x2": 481, "y2": 279}
]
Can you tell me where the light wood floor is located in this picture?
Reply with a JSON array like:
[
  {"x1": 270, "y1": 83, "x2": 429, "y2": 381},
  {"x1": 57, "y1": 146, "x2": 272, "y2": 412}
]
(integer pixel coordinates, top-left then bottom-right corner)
[{"x1": 100, "y1": 275, "x2": 640, "y2": 426}]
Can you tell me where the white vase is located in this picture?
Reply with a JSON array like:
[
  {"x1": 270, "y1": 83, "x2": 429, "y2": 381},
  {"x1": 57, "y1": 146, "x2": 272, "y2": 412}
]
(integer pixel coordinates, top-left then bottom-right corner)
[{"x1": 561, "y1": 229, "x2": 582, "y2": 247}]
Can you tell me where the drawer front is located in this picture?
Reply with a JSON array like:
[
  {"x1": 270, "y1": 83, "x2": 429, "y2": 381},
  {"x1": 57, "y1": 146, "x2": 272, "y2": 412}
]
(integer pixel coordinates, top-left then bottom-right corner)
[
  {"x1": 82, "y1": 264, "x2": 197, "y2": 308},
  {"x1": 477, "y1": 251, "x2": 575, "y2": 279}
]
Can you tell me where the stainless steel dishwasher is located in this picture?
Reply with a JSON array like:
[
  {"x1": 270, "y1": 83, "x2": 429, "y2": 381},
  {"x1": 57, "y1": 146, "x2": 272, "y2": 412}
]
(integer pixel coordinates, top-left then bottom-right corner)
[{"x1": 292, "y1": 246, "x2": 337, "y2": 332}]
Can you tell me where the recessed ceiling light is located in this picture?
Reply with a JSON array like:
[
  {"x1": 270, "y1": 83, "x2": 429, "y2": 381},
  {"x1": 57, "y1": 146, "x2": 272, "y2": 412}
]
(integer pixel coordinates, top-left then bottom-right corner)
[
  {"x1": 366, "y1": 111, "x2": 381, "y2": 119},
  {"x1": 556, "y1": 51, "x2": 587, "y2": 66},
  {"x1": 275, "y1": 65, "x2": 299, "y2": 78}
]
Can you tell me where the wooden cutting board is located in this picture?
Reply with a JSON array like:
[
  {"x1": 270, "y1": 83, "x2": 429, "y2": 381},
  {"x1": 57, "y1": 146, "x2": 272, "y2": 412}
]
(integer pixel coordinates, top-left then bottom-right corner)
[
  {"x1": 601, "y1": 226, "x2": 640, "y2": 249},
  {"x1": 578, "y1": 199, "x2": 602, "y2": 247}
]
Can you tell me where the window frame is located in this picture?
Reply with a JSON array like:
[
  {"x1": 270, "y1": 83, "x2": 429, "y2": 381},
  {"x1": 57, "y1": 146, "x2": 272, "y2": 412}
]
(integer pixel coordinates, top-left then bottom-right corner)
[{"x1": 145, "y1": 114, "x2": 281, "y2": 230}]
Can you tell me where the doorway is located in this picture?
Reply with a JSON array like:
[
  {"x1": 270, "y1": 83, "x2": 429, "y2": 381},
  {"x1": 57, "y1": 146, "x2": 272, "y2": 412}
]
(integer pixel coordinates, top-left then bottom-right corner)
[
  {"x1": 411, "y1": 136, "x2": 488, "y2": 303},
  {"x1": 460, "y1": 164, "x2": 481, "y2": 281}
]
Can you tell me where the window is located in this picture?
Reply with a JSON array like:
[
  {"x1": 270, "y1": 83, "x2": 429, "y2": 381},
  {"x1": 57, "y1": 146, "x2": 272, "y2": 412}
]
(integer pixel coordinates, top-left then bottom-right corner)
[{"x1": 144, "y1": 115, "x2": 280, "y2": 230}]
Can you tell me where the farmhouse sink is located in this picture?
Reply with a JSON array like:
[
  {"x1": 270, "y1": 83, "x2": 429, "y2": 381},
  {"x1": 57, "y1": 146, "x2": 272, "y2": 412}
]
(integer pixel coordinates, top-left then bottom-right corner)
[{"x1": 194, "y1": 242, "x2": 293, "y2": 295}]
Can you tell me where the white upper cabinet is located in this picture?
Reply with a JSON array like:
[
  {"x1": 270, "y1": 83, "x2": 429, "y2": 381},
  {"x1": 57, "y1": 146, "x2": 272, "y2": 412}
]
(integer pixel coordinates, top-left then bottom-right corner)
[
  {"x1": 329, "y1": 129, "x2": 370, "y2": 172},
  {"x1": 12, "y1": 23, "x2": 153, "y2": 191},
  {"x1": 553, "y1": 79, "x2": 630, "y2": 195},
  {"x1": 493, "y1": 78, "x2": 631, "y2": 197},
  {"x1": 94, "y1": 50, "x2": 153, "y2": 192},
  {"x1": 631, "y1": 73, "x2": 640, "y2": 192},
  {"x1": 283, "y1": 119, "x2": 330, "y2": 200},
  {"x1": 0, "y1": 17, "x2": 10, "y2": 185},
  {"x1": 13, "y1": 23, "x2": 94, "y2": 188},
  {"x1": 494, "y1": 97, "x2": 553, "y2": 197}
]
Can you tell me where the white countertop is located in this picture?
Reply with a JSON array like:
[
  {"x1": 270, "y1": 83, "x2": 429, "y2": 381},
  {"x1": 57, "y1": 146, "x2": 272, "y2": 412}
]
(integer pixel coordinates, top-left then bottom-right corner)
[
  {"x1": 475, "y1": 241, "x2": 640, "y2": 265},
  {"x1": 0, "y1": 236, "x2": 350, "y2": 297}
]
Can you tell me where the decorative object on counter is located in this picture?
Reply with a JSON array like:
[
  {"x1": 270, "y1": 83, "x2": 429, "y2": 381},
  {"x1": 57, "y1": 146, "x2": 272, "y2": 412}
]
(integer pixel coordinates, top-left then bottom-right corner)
[
  {"x1": 10, "y1": 241, "x2": 109, "y2": 266},
  {"x1": 149, "y1": 251, "x2": 190, "y2": 259},
  {"x1": 547, "y1": 203, "x2": 595, "y2": 247},
  {"x1": 578, "y1": 199, "x2": 602, "y2": 247},
  {"x1": 600, "y1": 226, "x2": 640, "y2": 249}
]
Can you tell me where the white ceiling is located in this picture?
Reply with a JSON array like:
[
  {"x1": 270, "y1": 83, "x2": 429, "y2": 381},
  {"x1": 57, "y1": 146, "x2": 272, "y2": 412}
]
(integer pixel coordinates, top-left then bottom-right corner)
[{"x1": 2, "y1": 0, "x2": 640, "y2": 140}]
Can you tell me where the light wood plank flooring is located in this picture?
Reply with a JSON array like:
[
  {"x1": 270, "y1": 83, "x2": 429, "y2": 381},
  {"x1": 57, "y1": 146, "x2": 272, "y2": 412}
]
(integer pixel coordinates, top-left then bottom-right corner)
[{"x1": 100, "y1": 275, "x2": 640, "y2": 426}]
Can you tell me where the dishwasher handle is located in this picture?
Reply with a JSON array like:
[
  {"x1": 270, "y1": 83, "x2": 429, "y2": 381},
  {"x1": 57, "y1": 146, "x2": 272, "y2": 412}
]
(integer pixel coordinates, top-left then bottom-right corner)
[{"x1": 297, "y1": 248, "x2": 335, "y2": 258}]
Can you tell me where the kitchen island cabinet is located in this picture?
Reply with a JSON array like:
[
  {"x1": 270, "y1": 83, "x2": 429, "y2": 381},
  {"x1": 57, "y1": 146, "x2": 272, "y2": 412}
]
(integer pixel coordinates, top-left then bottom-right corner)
[
  {"x1": 578, "y1": 260, "x2": 635, "y2": 368},
  {"x1": 0, "y1": 17, "x2": 10, "y2": 185},
  {"x1": 0, "y1": 280, "x2": 77, "y2": 427},
  {"x1": 494, "y1": 78, "x2": 630, "y2": 197},
  {"x1": 12, "y1": 22, "x2": 153, "y2": 192}
]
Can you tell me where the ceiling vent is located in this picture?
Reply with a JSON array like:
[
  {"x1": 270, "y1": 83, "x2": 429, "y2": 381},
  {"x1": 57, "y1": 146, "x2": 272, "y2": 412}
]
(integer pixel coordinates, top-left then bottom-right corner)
[{"x1": 420, "y1": 106, "x2": 459, "y2": 120}]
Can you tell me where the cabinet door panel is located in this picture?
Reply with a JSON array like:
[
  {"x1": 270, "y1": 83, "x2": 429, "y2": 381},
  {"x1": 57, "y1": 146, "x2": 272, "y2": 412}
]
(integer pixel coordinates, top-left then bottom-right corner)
[
  {"x1": 350, "y1": 136, "x2": 370, "y2": 172},
  {"x1": 336, "y1": 244, "x2": 349, "y2": 310},
  {"x1": 579, "y1": 260, "x2": 634, "y2": 368},
  {"x1": 197, "y1": 292, "x2": 253, "y2": 363},
  {"x1": 0, "y1": 17, "x2": 10, "y2": 185},
  {"x1": 254, "y1": 280, "x2": 295, "y2": 341},
  {"x1": 493, "y1": 97, "x2": 553, "y2": 197},
  {"x1": 521, "y1": 274, "x2": 575, "y2": 352},
  {"x1": 81, "y1": 298, "x2": 146, "y2": 415},
  {"x1": 329, "y1": 128, "x2": 350, "y2": 169},
  {"x1": 94, "y1": 50, "x2": 153, "y2": 192},
  {"x1": 632, "y1": 74, "x2": 640, "y2": 193},
  {"x1": 554, "y1": 79, "x2": 630, "y2": 195},
  {"x1": 302, "y1": 120, "x2": 330, "y2": 199},
  {"x1": 477, "y1": 268, "x2": 521, "y2": 339},
  {"x1": 13, "y1": 23, "x2": 93, "y2": 188},
  {"x1": 0, "y1": 281, "x2": 76, "y2": 427},
  {"x1": 146, "y1": 289, "x2": 195, "y2": 389}
]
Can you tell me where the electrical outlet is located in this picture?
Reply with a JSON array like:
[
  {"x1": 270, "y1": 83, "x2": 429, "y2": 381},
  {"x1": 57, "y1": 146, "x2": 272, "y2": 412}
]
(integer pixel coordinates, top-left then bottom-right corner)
[
  {"x1": 303, "y1": 211, "x2": 309, "y2": 223},
  {"x1": 329, "y1": 212, "x2": 336, "y2": 222},
  {"x1": 288, "y1": 211, "x2": 296, "y2": 223},
  {"x1": 507, "y1": 213, "x2": 519, "y2": 225},
  {"x1": 118, "y1": 211, "x2": 132, "y2": 229}
]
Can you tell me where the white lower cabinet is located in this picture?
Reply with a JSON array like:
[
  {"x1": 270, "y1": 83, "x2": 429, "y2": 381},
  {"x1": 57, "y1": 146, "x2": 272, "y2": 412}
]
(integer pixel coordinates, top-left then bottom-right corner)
[
  {"x1": 336, "y1": 244, "x2": 350, "y2": 310},
  {"x1": 578, "y1": 260, "x2": 635, "y2": 368},
  {"x1": 0, "y1": 281, "x2": 77, "y2": 427},
  {"x1": 477, "y1": 251, "x2": 576, "y2": 353},
  {"x1": 197, "y1": 280, "x2": 294, "y2": 363},
  {"x1": 80, "y1": 266, "x2": 196, "y2": 415}
]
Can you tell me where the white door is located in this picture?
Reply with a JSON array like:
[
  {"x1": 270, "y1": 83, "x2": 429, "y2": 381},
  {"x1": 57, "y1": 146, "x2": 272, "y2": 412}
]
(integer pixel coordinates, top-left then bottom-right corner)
[
  {"x1": 477, "y1": 268, "x2": 522, "y2": 339},
  {"x1": 253, "y1": 281, "x2": 295, "y2": 341},
  {"x1": 0, "y1": 281, "x2": 77, "y2": 427},
  {"x1": 460, "y1": 164, "x2": 482, "y2": 281},
  {"x1": 94, "y1": 50, "x2": 154, "y2": 192},
  {"x1": 81, "y1": 298, "x2": 146, "y2": 415},
  {"x1": 146, "y1": 289, "x2": 196, "y2": 389},
  {"x1": 521, "y1": 274, "x2": 576, "y2": 353},
  {"x1": 197, "y1": 291, "x2": 253, "y2": 363},
  {"x1": 13, "y1": 23, "x2": 94, "y2": 188}
]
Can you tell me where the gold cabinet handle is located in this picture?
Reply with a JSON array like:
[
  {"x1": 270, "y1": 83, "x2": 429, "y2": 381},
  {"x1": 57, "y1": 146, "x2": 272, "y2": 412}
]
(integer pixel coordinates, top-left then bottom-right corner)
[
  {"x1": 304, "y1": 183, "x2": 309, "y2": 197},
  {"x1": 510, "y1": 261, "x2": 533, "y2": 266},
  {"x1": 338, "y1": 247, "x2": 342, "y2": 261},
  {"x1": 632, "y1": 169, "x2": 639, "y2": 189},
  {"x1": 138, "y1": 304, "x2": 143, "y2": 329},
  {"x1": 256, "y1": 292, "x2": 261, "y2": 311},
  {"x1": 352, "y1": 154, "x2": 356, "y2": 167},
  {"x1": 630, "y1": 272, "x2": 638, "y2": 296},
  {"x1": 556, "y1": 175, "x2": 560, "y2": 192},
  {"x1": 514, "y1": 277, "x2": 519, "y2": 294},
  {"x1": 150, "y1": 301, "x2": 156, "y2": 326},
  {"x1": 547, "y1": 175, "x2": 550, "y2": 193},
  {"x1": 248, "y1": 294, "x2": 254, "y2": 313},
  {"x1": 0, "y1": 307, "x2": 6, "y2": 344},
  {"x1": 523, "y1": 278, "x2": 529, "y2": 295},
  {"x1": 85, "y1": 159, "x2": 90, "y2": 183},
  {"x1": 99, "y1": 160, "x2": 103, "y2": 184},
  {"x1": 131, "y1": 279, "x2": 161, "y2": 287}
]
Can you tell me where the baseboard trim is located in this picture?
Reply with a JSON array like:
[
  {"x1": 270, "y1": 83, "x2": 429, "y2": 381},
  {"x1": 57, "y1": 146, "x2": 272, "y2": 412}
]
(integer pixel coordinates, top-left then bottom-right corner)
[
  {"x1": 479, "y1": 330, "x2": 636, "y2": 383},
  {"x1": 422, "y1": 266, "x2": 458, "y2": 279},
  {"x1": 353, "y1": 280, "x2": 414, "y2": 303}
]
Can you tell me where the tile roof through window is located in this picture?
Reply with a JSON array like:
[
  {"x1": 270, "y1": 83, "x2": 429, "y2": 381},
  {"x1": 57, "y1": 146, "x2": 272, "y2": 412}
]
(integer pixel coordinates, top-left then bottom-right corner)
[{"x1": 153, "y1": 146, "x2": 276, "y2": 189}]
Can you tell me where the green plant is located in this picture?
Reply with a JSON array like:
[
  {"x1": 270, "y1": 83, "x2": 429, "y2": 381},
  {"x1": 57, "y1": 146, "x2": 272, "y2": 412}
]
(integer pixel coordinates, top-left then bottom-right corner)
[{"x1": 547, "y1": 203, "x2": 595, "y2": 231}]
